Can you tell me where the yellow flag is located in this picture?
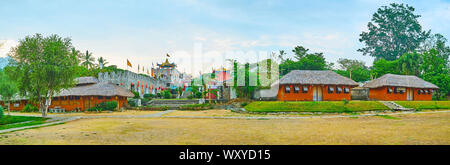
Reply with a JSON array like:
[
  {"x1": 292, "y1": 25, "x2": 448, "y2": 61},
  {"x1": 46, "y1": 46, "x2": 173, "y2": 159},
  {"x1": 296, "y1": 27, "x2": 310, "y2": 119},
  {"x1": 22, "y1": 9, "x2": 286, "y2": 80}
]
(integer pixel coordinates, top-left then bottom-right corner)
[{"x1": 127, "y1": 59, "x2": 132, "y2": 67}]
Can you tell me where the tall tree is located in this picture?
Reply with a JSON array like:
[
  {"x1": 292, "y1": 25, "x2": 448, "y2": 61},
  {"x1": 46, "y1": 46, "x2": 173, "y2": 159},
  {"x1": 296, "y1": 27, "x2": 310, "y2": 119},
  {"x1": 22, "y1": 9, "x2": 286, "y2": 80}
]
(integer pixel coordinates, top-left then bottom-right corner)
[
  {"x1": 97, "y1": 56, "x2": 108, "y2": 69},
  {"x1": 292, "y1": 46, "x2": 309, "y2": 60},
  {"x1": 337, "y1": 58, "x2": 367, "y2": 80},
  {"x1": 81, "y1": 50, "x2": 95, "y2": 69},
  {"x1": 7, "y1": 34, "x2": 79, "y2": 117},
  {"x1": 397, "y1": 52, "x2": 422, "y2": 76},
  {"x1": 358, "y1": 3, "x2": 430, "y2": 61},
  {"x1": 0, "y1": 69, "x2": 18, "y2": 115},
  {"x1": 420, "y1": 49, "x2": 449, "y2": 100}
]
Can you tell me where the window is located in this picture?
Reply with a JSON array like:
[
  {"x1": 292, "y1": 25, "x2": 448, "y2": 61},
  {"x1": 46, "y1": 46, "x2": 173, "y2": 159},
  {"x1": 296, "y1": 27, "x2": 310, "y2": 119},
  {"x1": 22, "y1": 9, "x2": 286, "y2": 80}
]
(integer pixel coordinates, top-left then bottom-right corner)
[
  {"x1": 106, "y1": 96, "x2": 111, "y2": 99},
  {"x1": 424, "y1": 89, "x2": 429, "y2": 94},
  {"x1": 294, "y1": 86, "x2": 300, "y2": 93},
  {"x1": 61, "y1": 97, "x2": 67, "y2": 100},
  {"x1": 398, "y1": 87, "x2": 405, "y2": 94},
  {"x1": 98, "y1": 96, "x2": 104, "y2": 99},
  {"x1": 54, "y1": 97, "x2": 59, "y2": 101},
  {"x1": 394, "y1": 87, "x2": 398, "y2": 94},
  {"x1": 344, "y1": 87, "x2": 350, "y2": 93},
  {"x1": 387, "y1": 87, "x2": 393, "y2": 93},
  {"x1": 75, "y1": 96, "x2": 80, "y2": 100},
  {"x1": 285, "y1": 86, "x2": 291, "y2": 93},
  {"x1": 328, "y1": 86, "x2": 334, "y2": 93},
  {"x1": 302, "y1": 86, "x2": 308, "y2": 93},
  {"x1": 418, "y1": 90, "x2": 422, "y2": 95},
  {"x1": 336, "y1": 86, "x2": 342, "y2": 94}
]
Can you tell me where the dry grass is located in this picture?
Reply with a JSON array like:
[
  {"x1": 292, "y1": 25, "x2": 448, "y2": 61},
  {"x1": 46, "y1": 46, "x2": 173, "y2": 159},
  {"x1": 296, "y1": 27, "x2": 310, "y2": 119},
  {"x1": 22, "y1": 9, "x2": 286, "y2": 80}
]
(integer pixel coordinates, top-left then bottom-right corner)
[
  {"x1": 0, "y1": 112, "x2": 448, "y2": 145},
  {"x1": 164, "y1": 110, "x2": 316, "y2": 117}
]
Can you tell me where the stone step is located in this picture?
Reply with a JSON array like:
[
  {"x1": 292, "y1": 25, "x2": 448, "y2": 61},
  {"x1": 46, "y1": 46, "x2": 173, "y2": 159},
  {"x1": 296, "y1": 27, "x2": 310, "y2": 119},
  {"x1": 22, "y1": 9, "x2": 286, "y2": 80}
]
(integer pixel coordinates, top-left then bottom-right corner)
[{"x1": 379, "y1": 101, "x2": 414, "y2": 111}]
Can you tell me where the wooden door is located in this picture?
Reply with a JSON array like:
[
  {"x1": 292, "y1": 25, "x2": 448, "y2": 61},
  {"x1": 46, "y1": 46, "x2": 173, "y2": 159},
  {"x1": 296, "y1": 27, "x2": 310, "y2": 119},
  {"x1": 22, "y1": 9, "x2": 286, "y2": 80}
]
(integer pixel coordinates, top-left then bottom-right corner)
[
  {"x1": 313, "y1": 86, "x2": 323, "y2": 101},
  {"x1": 407, "y1": 88, "x2": 414, "y2": 101}
]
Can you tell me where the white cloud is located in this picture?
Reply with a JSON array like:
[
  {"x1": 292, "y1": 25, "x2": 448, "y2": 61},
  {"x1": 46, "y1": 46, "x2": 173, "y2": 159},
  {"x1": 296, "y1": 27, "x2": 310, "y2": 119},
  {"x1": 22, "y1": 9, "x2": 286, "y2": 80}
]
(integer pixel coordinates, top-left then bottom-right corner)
[{"x1": 0, "y1": 39, "x2": 18, "y2": 57}]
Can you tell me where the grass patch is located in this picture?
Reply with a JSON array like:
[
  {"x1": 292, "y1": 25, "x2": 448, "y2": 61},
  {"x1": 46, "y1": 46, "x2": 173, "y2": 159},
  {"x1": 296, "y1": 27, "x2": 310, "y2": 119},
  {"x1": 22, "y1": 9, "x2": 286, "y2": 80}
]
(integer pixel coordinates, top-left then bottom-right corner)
[
  {"x1": 395, "y1": 101, "x2": 450, "y2": 110},
  {"x1": 0, "y1": 115, "x2": 48, "y2": 130},
  {"x1": 179, "y1": 104, "x2": 213, "y2": 110},
  {"x1": 244, "y1": 101, "x2": 388, "y2": 113},
  {"x1": 375, "y1": 115, "x2": 400, "y2": 120}
]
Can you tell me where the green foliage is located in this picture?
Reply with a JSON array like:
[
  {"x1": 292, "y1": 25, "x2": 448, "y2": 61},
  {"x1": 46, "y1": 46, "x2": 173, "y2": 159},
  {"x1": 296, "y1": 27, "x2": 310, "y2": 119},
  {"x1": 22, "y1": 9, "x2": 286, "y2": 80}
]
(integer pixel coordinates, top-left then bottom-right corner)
[
  {"x1": 358, "y1": 3, "x2": 430, "y2": 61},
  {"x1": 6, "y1": 34, "x2": 79, "y2": 117},
  {"x1": 156, "y1": 92, "x2": 162, "y2": 98},
  {"x1": 0, "y1": 68, "x2": 18, "y2": 112},
  {"x1": 22, "y1": 104, "x2": 39, "y2": 112},
  {"x1": 398, "y1": 52, "x2": 422, "y2": 76},
  {"x1": 143, "y1": 94, "x2": 154, "y2": 99},
  {"x1": 240, "y1": 102, "x2": 248, "y2": 107},
  {"x1": 420, "y1": 49, "x2": 449, "y2": 100},
  {"x1": 132, "y1": 90, "x2": 140, "y2": 99},
  {"x1": 195, "y1": 91, "x2": 202, "y2": 98},
  {"x1": 395, "y1": 101, "x2": 450, "y2": 110},
  {"x1": 279, "y1": 46, "x2": 329, "y2": 76},
  {"x1": 0, "y1": 115, "x2": 45, "y2": 126},
  {"x1": 244, "y1": 101, "x2": 388, "y2": 113},
  {"x1": 89, "y1": 101, "x2": 118, "y2": 112},
  {"x1": 0, "y1": 106, "x2": 3, "y2": 119},
  {"x1": 187, "y1": 95, "x2": 194, "y2": 99},
  {"x1": 335, "y1": 58, "x2": 370, "y2": 82},
  {"x1": 128, "y1": 99, "x2": 136, "y2": 107},
  {"x1": 370, "y1": 58, "x2": 400, "y2": 78},
  {"x1": 163, "y1": 89, "x2": 172, "y2": 99},
  {"x1": 178, "y1": 104, "x2": 212, "y2": 110}
]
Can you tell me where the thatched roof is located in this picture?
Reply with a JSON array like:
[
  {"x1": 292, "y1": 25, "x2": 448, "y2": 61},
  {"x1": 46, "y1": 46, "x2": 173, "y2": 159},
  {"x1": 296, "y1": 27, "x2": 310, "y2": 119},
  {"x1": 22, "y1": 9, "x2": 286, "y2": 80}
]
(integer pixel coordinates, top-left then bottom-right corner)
[
  {"x1": 363, "y1": 74, "x2": 439, "y2": 89},
  {"x1": 279, "y1": 70, "x2": 358, "y2": 86},
  {"x1": 76, "y1": 77, "x2": 99, "y2": 85},
  {"x1": 57, "y1": 82, "x2": 135, "y2": 97}
]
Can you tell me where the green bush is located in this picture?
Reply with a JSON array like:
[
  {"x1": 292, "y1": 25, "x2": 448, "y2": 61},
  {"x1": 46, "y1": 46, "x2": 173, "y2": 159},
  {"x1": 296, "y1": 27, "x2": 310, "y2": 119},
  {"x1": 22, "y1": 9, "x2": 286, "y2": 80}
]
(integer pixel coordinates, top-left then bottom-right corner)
[
  {"x1": 157, "y1": 93, "x2": 162, "y2": 98},
  {"x1": 128, "y1": 99, "x2": 136, "y2": 107},
  {"x1": 132, "y1": 91, "x2": 140, "y2": 99},
  {"x1": 163, "y1": 90, "x2": 172, "y2": 99},
  {"x1": 187, "y1": 95, "x2": 194, "y2": 99},
  {"x1": 22, "y1": 104, "x2": 39, "y2": 112},
  {"x1": 195, "y1": 91, "x2": 202, "y2": 98},
  {"x1": 0, "y1": 106, "x2": 3, "y2": 119},
  {"x1": 143, "y1": 94, "x2": 155, "y2": 99},
  {"x1": 240, "y1": 102, "x2": 248, "y2": 107},
  {"x1": 92, "y1": 101, "x2": 118, "y2": 112},
  {"x1": 179, "y1": 104, "x2": 212, "y2": 110}
]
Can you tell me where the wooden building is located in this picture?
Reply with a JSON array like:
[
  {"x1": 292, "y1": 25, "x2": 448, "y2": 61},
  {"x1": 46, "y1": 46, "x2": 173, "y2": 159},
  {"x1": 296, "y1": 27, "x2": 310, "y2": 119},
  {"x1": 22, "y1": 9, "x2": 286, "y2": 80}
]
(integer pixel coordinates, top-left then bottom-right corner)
[
  {"x1": 363, "y1": 74, "x2": 438, "y2": 101},
  {"x1": 277, "y1": 70, "x2": 358, "y2": 101},
  {"x1": 0, "y1": 77, "x2": 134, "y2": 111}
]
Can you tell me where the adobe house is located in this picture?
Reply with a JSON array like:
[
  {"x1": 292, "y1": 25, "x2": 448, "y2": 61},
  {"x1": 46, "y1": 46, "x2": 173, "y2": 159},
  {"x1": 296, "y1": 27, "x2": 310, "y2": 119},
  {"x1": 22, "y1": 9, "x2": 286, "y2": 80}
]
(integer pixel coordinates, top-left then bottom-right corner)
[
  {"x1": 277, "y1": 70, "x2": 358, "y2": 101},
  {"x1": 0, "y1": 77, "x2": 134, "y2": 111},
  {"x1": 363, "y1": 74, "x2": 438, "y2": 101}
]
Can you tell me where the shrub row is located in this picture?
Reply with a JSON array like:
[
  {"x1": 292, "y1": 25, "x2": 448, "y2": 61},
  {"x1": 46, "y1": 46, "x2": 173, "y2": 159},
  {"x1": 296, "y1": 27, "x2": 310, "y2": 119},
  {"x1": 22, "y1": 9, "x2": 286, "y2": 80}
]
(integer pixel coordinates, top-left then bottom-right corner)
[
  {"x1": 178, "y1": 104, "x2": 213, "y2": 110},
  {"x1": 87, "y1": 101, "x2": 118, "y2": 112}
]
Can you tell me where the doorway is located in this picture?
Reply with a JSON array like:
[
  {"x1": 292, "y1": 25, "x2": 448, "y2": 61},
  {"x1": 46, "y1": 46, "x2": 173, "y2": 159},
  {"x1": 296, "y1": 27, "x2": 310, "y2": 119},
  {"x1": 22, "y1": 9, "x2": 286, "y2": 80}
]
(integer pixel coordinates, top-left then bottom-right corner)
[
  {"x1": 406, "y1": 88, "x2": 414, "y2": 101},
  {"x1": 313, "y1": 85, "x2": 323, "y2": 101}
]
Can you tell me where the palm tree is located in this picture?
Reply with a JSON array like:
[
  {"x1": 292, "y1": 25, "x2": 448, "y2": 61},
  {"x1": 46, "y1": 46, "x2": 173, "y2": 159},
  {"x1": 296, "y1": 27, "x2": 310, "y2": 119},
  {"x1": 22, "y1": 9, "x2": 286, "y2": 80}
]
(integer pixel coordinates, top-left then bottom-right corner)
[
  {"x1": 97, "y1": 57, "x2": 108, "y2": 69},
  {"x1": 81, "y1": 50, "x2": 95, "y2": 69}
]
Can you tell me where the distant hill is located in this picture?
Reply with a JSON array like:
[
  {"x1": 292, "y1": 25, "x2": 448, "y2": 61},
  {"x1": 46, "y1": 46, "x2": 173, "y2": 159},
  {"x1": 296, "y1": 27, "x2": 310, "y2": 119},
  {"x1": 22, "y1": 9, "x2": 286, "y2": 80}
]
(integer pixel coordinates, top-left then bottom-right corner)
[{"x1": 0, "y1": 56, "x2": 9, "y2": 69}]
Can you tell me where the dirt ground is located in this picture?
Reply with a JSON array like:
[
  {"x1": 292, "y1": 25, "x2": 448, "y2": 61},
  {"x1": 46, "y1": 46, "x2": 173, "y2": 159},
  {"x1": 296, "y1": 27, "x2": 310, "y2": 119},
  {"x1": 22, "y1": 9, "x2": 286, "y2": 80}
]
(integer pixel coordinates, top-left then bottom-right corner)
[{"x1": 0, "y1": 111, "x2": 448, "y2": 145}]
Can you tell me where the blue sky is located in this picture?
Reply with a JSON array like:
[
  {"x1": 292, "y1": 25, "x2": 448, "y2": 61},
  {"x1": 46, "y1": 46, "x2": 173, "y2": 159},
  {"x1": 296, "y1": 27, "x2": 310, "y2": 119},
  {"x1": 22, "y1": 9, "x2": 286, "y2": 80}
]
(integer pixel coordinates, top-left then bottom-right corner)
[{"x1": 0, "y1": 0, "x2": 449, "y2": 76}]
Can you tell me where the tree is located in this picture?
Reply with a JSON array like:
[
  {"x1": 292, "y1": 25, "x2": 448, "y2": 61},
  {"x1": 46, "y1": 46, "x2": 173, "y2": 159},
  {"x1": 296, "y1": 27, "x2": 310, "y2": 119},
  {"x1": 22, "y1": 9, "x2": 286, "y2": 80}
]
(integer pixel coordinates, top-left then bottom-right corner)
[
  {"x1": 81, "y1": 50, "x2": 95, "y2": 69},
  {"x1": 7, "y1": 34, "x2": 79, "y2": 117},
  {"x1": 358, "y1": 3, "x2": 430, "y2": 61},
  {"x1": 370, "y1": 58, "x2": 400, "y2": 78},
  {"x1": 337, "y1": 58, "x2": 368, "y2": 81},
  {"x1": 97, "y1": 56, "x2": 108, "y2": 69},
  {"x1": 397, "y1": 52, "x2": 422, "y2": 76},
  {"x1": 420, "y1": 49, "x2": 449, "y2": 100},
  {"x1": 292, "y1": 46, "x2": 309, "y2": 60},
  {"x1": 0, "y1": 69, "x2": 18, "y2": 115},
  {"x1": 279, "y1": 46, "x2": 329, "y2": 76}
]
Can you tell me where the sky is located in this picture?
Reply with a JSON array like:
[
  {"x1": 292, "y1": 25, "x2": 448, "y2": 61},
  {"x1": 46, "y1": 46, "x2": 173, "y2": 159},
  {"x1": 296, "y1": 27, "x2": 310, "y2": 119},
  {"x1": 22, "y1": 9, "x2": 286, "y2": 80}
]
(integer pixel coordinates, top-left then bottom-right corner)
[{"x1": 0, "y1": 0, "x2": 449, "y2": 76}]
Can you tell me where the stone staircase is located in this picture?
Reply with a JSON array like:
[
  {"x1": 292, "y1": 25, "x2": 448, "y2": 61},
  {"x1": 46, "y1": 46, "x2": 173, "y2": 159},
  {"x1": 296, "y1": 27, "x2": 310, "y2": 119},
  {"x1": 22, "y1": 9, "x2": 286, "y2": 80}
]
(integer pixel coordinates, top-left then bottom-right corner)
[
  {"x1": 379, "y1": 101, "x2": 414, "y2": 111},
  {"x1": 148, "y1": 99, "x2": 200, "y2": 109}
]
